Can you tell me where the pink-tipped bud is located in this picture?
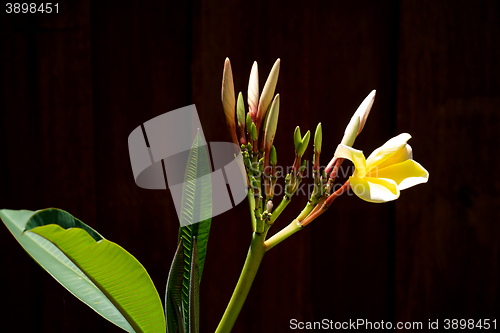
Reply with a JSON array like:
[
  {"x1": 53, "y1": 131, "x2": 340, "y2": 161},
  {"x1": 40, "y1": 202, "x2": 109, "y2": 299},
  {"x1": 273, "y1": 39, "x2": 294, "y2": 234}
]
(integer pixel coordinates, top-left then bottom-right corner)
[
  {"x1": 339, "y1": 90, "x2": 375, "y2": 147},
  {"x1": 354, "y1": 90, "x2": 376, "y2": 135},
  {"x1": 256, "y1": 59, "x2": 280, "y2": 132},
  {"x1": 354, "y1": 90, "x2": 377, "y2": 135},
  {"x1": 221, "y1": 58, "x2": 236, "y2": 125},
  {"x1": 263, "y1": 94, "x2": 280, "y2": 169},
  {"x1": 221, "y1": 58, "x2": 238, "y2": 145},
  {"x1": 340, "y1": 116, "x2": 360, "y2": 147},
  {"x1": 326, "y1": 91, "x2": 375, "y2": 175},
  {"x1": 248, "y1": 61, "x2": 259, "y2": 122}
]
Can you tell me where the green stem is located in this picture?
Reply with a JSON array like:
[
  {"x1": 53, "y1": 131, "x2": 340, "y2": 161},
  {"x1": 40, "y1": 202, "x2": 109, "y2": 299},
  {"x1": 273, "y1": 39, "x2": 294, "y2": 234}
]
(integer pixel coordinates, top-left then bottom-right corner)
[
  {"x1": 247, "y1": 190, "x2": 257, "y2": 231},
  {"x1": 264, "y1": 219, "x2": 303, "y2": 251},
  {"x1": 296, "y1": 197, "x2": 319, "y2": 221},
  {"x1": 215, "y1": 232, "x2": 267, "y2": 333},
  {"x1": 269, "y1": 195, "x2": 291, "y2": 224}
]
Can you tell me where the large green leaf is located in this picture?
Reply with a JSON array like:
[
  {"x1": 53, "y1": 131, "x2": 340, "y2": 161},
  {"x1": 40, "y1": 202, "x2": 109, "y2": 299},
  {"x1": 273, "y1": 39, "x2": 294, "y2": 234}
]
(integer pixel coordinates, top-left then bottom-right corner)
[
  {"x1": 178, "y1": 131, "x2": 212, "y2": 332},
  {"x1": 0, "y1": 208, "x2": 166, "y2": 333}
]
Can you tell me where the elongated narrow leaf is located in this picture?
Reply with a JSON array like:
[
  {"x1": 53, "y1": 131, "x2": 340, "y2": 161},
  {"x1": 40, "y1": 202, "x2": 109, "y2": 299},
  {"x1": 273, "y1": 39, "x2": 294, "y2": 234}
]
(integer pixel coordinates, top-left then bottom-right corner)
[
  {"x1": 172, "y1": 293, "x2": 185, "y2": 333},
  {"x1": 189, "y1": 238, "x2": 200, "y2": 333},
  {"x1": 165, "y1": 239, "x2": 185, "y2": 333},
  {"x1": 0, "y1": 208, "x2": 165, "y2": 333},
  {"x1": 178, "y1": 132, "x2": 212, "y2": 332}
]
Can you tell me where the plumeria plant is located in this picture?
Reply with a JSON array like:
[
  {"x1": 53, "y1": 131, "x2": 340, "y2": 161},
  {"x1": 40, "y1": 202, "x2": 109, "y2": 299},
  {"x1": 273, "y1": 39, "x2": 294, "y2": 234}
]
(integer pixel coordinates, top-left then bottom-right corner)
[
  {"x1": 0, "y1": 58, "x2": 428, "y2": 333},
  {"x1": 214, "y1": 58, "x2": 429, "y2": 332}
]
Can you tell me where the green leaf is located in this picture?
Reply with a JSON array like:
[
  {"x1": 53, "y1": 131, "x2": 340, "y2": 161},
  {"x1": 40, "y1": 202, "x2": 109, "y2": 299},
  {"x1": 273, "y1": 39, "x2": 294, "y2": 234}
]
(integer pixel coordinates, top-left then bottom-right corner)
[
  {"x1": 0, "y1": 208, "x2": 166, "y2": 333},
  {"x1": 189, "y1": 238, "x2": 200, "y2": 333},
  {"x1": 165, "y1": 239, "x2": 185, "y2": 333},
  {"x1": 178, "y1": 131, "x2": 212, "y2": 332}
]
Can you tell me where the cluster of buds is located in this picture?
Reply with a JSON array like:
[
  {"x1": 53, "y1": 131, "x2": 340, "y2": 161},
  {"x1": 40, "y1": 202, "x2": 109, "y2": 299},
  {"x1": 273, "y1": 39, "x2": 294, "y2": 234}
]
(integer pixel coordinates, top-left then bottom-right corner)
[
  {"x1": 221, "y1": 58, "x2": 376, "y2": 232},
  {"x1": 222, "y1": 58, "x2": 286, "y2": 231}
]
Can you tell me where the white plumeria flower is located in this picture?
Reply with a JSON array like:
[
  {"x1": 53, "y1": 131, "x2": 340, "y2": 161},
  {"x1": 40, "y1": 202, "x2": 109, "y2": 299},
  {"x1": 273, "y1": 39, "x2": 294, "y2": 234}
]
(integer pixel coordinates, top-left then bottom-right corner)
[{"x1": 334, "y1": 133, "x2": 429, "y2": 203}]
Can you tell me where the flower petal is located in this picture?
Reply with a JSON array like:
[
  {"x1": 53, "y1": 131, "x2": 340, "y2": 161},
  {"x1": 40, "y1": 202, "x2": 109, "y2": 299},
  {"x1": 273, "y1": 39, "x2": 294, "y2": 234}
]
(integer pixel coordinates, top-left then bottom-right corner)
[
  {"x1": 334, "y1": 144, "x2": 367, "y2": 177},
  {"x1": 368, "y1": 144, "x2": 413, "y2": 173},
  {"x1": 366, "y1": 133, "x2": 411, "y2": 170},
  {"x1": 350, "y1": 176, "x2": 400, "y2": 203},
  {"x1": 371, "y1": 159, "x2": 429, "y2": 190}
]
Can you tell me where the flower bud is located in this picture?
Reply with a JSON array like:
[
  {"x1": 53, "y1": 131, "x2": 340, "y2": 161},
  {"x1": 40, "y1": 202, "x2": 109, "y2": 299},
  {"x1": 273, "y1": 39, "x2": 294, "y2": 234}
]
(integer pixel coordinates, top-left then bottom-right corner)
[
  {"x1": 221, "y1": 58, "x2": 235, "y2": 125},
  {"x1": 259, "y1": 103, "x2": 272, "y2": 151},
  {"x1": 246, "y1": 112, "x2": 252, "y2": 135},
  {"x1": 221, "y1": 58, "x2": 238, "y2": 145},
  {"x1": 256, "y1": 59, "x2": 280, "y2": 131},
  {"x1": 237, "y1": 92, "x2": 245, "y2": 128},
  {"x1": 354, "y1": 90, "x2": 376, "y2": 135},
  {"x1": 294, "y1": 126, "x2": 302, "y2": 152},
  {"x1": 340, "y1": 90, "x2": 375, "y2": 147},
  {"x1": 251, "y1": 122, "x2": 258, "y2": 141},
  {"x1": 270, "y1": 145, "x2": 277, "y2": 166},
  {"x1": 266, "y1": 200, "x2": 273, "y2": 213},
  {"x1": 314, "y1": 122, "x2": 322, "y2": 155},
  {"x1": 263, "y1": 94, "x2": 280, "y2": 154},
  {"x1": 297, "y1": 130, "x2": 310, "y2": 158},
  {"x1": 340, "y1": 115, "x2": 360, "y2": 147},
  {"x1": 326, "y1": 91, "x2": 375, "y2": 175},
  {"x1": 248, "y1": 61, "x2": 259, "y2": 122},
  {"x1": 236, "y1": 92, "x2": 246, "y2": 145}
]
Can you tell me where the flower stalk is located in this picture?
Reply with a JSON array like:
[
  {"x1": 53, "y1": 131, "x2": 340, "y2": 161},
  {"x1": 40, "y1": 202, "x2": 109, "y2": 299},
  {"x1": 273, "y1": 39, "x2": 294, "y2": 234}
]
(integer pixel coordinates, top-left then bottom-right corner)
[
  {"x1": 215, "y1": 232, "x2": 267, "y2": 333},
  {"x1": 218, "y1": 58, "x2": 428, "y2": 332}
]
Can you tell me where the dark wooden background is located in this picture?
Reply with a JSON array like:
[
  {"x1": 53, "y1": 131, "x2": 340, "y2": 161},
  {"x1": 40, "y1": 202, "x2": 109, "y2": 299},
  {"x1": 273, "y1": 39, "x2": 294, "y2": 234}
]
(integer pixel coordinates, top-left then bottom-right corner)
[{"x1": 1, "y1": 0, "x2": 499, "y2": 332}]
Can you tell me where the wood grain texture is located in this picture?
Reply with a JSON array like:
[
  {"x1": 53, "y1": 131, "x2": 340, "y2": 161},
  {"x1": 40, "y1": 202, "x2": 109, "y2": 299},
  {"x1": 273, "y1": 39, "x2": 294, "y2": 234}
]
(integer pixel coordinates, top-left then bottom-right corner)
[
  {"x1": 395, "y1": 0, "x2": 500, "y2": 323},
  {"x1": 0, "y1": 0, "x2": 498, "y2": 332}
]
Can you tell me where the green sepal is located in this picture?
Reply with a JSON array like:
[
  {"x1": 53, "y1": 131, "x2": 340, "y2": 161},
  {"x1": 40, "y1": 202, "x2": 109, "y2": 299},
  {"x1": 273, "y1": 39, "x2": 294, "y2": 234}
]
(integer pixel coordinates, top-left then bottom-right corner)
[
  {"x1": 246, "y1": 113, "x2": 252, "y2": 134},
  {"x1": 297, "y1": 130, "x2": 310, "y2": 157},
  {"x1": 314, "y1": 122, "x2": 322, "y2": 154},
  {"x1": 293, "y1": 126, "x2": 302, "y2": 152},
  {"x1": 251, "y1": 123, "x2": 258, "y2": 141},
  {"x1": 270, "y1": 146, "x2": 277, "y2": 166}
]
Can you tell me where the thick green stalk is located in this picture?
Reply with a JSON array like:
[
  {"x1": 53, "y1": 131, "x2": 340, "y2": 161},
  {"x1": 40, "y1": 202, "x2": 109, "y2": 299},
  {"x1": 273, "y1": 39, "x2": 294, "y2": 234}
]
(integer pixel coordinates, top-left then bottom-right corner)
[
  {"x1": 264, "y1": 219, "x2": 303, "y2": 251},
  {"x1": 247, "y1": 189, "x2": 257, "y2": 231},
  {"x1": 215, "y1": 232, "x2": 267, "y2": 333}
]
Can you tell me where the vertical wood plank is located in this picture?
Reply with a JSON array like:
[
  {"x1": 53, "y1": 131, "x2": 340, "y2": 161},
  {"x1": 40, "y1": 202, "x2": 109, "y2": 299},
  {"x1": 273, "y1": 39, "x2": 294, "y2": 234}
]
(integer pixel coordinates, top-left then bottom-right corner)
[
  {"x1": 90, "y1": 1, "x2": 192, "y2": 332},
  {"x1": 191, "y1": 0, "x2": 399, "y2": 331},
  {"x1": 396, "y1": 0, "x2": 500, "y2": 323},
  {"x1": 0, "y1": 1, "x2": 100, "y2": 331}
]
